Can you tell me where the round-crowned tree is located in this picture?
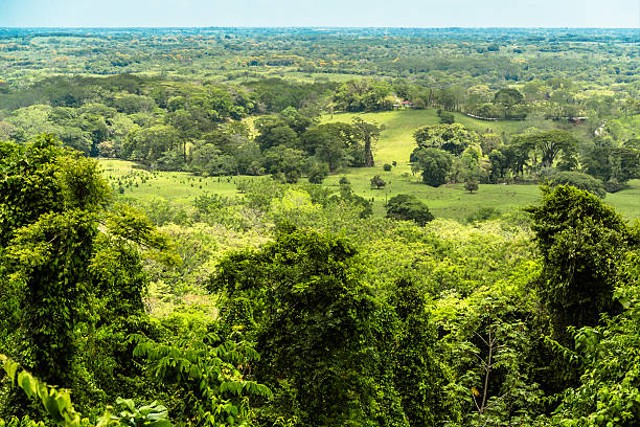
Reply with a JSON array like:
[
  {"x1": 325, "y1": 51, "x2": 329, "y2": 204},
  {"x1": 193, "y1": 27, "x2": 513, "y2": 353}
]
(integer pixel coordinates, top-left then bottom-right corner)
[
  {"x1": 411, "y1": 147, "x2": 454, "y2": 187},
  {"x1": 386, "y1": 194, "x2": 434, "y2": 226}
]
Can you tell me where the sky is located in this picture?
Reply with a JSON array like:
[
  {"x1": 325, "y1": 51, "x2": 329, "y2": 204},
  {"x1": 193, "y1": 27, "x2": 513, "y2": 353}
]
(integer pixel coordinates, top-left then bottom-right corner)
[{"x1": 1, "y1": 0, "x2": 639, "y2": 28}]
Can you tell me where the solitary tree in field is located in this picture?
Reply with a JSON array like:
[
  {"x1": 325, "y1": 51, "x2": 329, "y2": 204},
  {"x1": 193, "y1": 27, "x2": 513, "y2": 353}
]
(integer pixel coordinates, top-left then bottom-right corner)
[
  {"x1": 353, "y1": 117, "x2": 380, "y2": 167},
  {"x1": 465, "y1": 179, "x2": 479, "y2": 193},
  {"x1": 370, "y1": 174, "x2": 386, "y2": 189}
]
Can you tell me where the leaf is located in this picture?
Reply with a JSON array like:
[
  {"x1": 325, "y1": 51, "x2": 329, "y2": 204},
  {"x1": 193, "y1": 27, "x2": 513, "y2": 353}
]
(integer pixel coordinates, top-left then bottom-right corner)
[
  {"x1": 17, "y1": 371, "x2": 37, "y2": 398},
  {"x1": 1, "y1": 357, "x2": 20, "y2": 385}
]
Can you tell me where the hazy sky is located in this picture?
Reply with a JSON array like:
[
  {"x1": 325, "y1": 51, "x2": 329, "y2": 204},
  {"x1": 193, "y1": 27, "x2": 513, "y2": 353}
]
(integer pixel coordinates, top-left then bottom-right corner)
[{"x1": 1, "y1": 0, "x2": 639, "y2": 28}]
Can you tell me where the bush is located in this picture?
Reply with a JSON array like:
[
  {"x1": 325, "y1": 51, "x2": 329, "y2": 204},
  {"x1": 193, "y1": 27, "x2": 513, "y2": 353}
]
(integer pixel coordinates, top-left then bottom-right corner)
[
  {"x1": 386, "y1": 194, "x2": 434, "y2": 226},
  {"x1": 383, "y1": 163, "x2": 392, "y2": 172},
  {"x1": 370, "y1": 175, "x2": 386, "y2": 189},
  {"x1": 466, "y1": 207, "x2": 501, "y2": 223},
  {"x1": 437, "y1": 109, "x2": 455, "y2": 124},
  {"x1": 604, "y1": 178, "x2": 626, "y2": 193},
  {"x1": 307, "y1": 162, "x2": 329, "y2": 184},
  {"x1": 548, "y1": 171, "x2": 606, "y2": 198},
  {"x1": 464, "y1": 179, "x2": 479, "y2": 193}
]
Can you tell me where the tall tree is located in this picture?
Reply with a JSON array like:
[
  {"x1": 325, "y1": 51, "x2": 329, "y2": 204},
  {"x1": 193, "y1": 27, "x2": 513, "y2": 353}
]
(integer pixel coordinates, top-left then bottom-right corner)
[
  {"x1": 0, "y1": 135, "x2": 167, "y2": 410},
  {"x1": 0, "y1": 135, "x2": 109, "y2": 387},
  {"x1": 526, "y1": 185, "x2": 629, "y2": 343},
  {"x1": 513, "y1": 130, "x2": 579, "y2": 170},
  {"x1": 413, "y1": 123, "x2": 479, "y2": 157},
  {"x1": 411, "y1": 147, "x2": 454, "y2": 187},
  {"x1": 210, "y1": 229, "x2": 408, "y2": 426},
  {"x1": 352, "y1": 117, "x2": 380, "y2": 167}
]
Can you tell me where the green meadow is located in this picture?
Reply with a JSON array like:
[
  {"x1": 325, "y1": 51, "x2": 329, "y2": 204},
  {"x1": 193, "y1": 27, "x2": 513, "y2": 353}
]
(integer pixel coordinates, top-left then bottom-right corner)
[
  {"x1": 100, "y1": 159, "x2": 240, "y2": 204},
  {"x1": 101, "y1": 109, "x2": 639, "y2": 223},
  {"x1": 321, "y1": 109, "x2": 565, "y2": 171}
]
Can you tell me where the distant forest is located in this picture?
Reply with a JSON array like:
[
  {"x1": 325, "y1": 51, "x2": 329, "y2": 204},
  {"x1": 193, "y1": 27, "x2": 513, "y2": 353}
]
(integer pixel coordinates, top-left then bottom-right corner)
[
  {"x1": 1, "y1": 27, "x2": 640, "y2": 427},
  {"x1": 0, "y1": 28, "x2": 638, "y2": 188}
]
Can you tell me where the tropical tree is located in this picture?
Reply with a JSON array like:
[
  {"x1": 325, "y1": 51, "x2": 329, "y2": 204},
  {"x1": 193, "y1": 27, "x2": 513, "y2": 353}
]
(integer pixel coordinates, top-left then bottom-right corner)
[
  {"x1": 210, "y1": 229, "x2": 408, "y2": 426},
  {"x1": 526, "y1": 185, "x2": 629, "y2": 343},
  {"x1": 352, "y1": 117, "x2": 380, "y2": 167},
  {"x1": 385, "y1": 194, "x2": 434, "y2": 226},
  {"x1": 492, "y1": 88, "x2": 527, "y2": 119},
  {"x1": 0, "y1": 135, "x2": 169, "y2": 415},
  {"x1": 413, "y1": 123, "x2": 479, "y2": 156},
  {"x1": 411, "y1": 147, "x2": 454, "y2": 187},
  {"x1": 513, "y1": 130, "x2": 579, "y2": 171}
]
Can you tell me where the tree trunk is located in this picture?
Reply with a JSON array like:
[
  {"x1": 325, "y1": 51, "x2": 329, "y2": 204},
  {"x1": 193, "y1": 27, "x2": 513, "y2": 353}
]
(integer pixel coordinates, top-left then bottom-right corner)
[{"x1": 364, "y1": 135, "x2": 374, "y2": 167}]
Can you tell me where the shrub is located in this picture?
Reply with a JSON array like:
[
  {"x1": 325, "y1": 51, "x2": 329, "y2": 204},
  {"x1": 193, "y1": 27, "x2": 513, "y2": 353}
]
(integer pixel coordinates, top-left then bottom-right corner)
[
  {"x1": 464, "y1": 179, "x2": 479, "y2": 193},
  {"x1": 548, "y1": 171, "x2": 606, "y2": 198},
  {"x1": 386, "y1": 194, "x2": 434, "y2": 226},
  {"x1": 370, "y1": 175, "x2": 386, "y2": 189}
]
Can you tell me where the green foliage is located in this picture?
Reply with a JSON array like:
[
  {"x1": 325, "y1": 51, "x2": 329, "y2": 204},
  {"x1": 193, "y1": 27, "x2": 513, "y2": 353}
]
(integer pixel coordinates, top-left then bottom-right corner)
[
  {"x1": 3, "y1": 209, "x2": 96, "y2": 386},
  {"x1": 0, "y1": 136, "x2": 172, "y2": 416},
  {"x1": 411, "y1": 147, "x2": 454, "y2": 187},
  {"x1": 527, "y1": 185, "x2": 629, "y2": 341},
  {"x1": 548, "y1": 171, "x2": 606, "y2": 198},
  {"x1": 333, "y1": 79, "x2": 393, "y2": 112},
  {"x1": 513, "y1": 130, "x2": 579, "y2": 171},
  {"x1": 0, "y1": 135, "x2": 108, "y2": 246},
  {"x1": 236, "y1": 177, "x2": 286, "y2": 210},
  {"x1": 431, "y1": 269, "x2": 547, "y2": 426},
  {"x1": 390, "y1": 279, "x2": 449, "y2": 426},
  {"x1": 133, "y1": 331, "x2": 270, "y2": 427},
  {"x1": 466, "y1": 207, "x2": 501, "y2": 223},
  {"x1": 211, "y1": 229, "x2": 408, "y2": 426},
  {"x1": 548, "y1": 251, "x2": 640, "y2": 425},
  {"x1": 437, "y1": 109, "x2": 455, "y2": 124},
  {"x1": 1, "y1": 353, "x2": 87, "y2": 427},
  {"x1": 306, "y1": 162, "x2": 329, "y2": 184},
  {"x1": 492, "y1": 88, "x2": 527, "y2": 119},
  {"x1": 351, "y1": 117, "x2": 380, "y2": 167},
  {"x1": 385, "y1": 194, "x2": 434, "y2": 226},
  {"x1": 464, "y1": 179, "x2": 479, "y2": 194},
  {"x1": 370, "y1": 174, "x2": 386, "y2": 189},
  {"x1": 112, "y1": 398, "x2": 172, "y2": 427},
  {"x1": 413, "y1": 124, "x2": 479, "y2": 156},
  {"x1": 0, "y1": 136, "x2": 111, "y2": 386},
  {"x1": 1, "y1": 353, "x2": 173, "y2": 427},
  {"x1": 2, "y1": 27, "x2": 640, "y2": 427},
  {"x1": 585, "y1": 138, "x2": 640, "y2": 191}
]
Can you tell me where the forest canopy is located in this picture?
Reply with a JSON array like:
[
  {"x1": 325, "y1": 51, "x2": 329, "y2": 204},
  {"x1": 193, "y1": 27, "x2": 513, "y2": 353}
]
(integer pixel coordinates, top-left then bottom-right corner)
[{"x1": 1, "y1": 27, "x2": 640, "y2": 427}]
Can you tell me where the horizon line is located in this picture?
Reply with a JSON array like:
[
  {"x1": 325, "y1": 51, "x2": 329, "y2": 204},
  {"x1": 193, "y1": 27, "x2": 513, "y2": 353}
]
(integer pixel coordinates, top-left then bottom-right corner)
[{"x1": 1, "y1": 25, "x2": 638, "y2": 30}]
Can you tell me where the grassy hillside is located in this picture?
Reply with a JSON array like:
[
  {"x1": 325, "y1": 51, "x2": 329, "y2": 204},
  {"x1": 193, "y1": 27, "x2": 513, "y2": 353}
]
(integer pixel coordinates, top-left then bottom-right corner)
[
  {"x1": 321, "y1": 109, "x2": 584, "y2": 170},
  {"x1": 322, "y1": 109, "x2": 440, "y2": 172}
]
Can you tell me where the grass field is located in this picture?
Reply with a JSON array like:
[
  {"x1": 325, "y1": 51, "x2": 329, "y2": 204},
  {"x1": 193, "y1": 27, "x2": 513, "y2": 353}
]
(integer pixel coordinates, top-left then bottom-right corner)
[
  {"x1": 321, "y1": 109, "x2": 582, "y2": 171},
  {"x1": 321, "y1": 169, "x2": 542, "y2": 220},
  {"x1": 101, "y1": 158, "x2": 639, "y2": 223},
  {"x1": 99, "y1": 159, "x2": 240, "y2": 204},
  {"x1": 100, "y1": 109, "x2": 638, "y2": 223},
  {"x1": 606, "y1": 179, "x2": 640, "y2": 220}
]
